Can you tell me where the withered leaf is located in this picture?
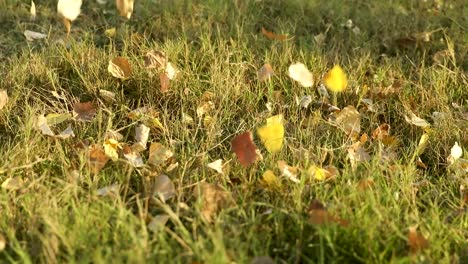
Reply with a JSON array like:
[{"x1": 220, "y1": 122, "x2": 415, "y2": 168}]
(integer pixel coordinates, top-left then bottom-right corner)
[
  {"x1": 88, "y1": 144, "x2": 110, "y2": 174},
  {"x1": 231, "y1": 132, "x2": 258, "y2": 167},
  {"x1": 261, "y1": 27, "x2": 288, "y2": 41},
  {"x1": 308, "y1": 199, "x2": 348, "y2": 227},
  {"x1": 108, "y1": 57, "x2": 132, "y2": 79},
  {"x1": 195, "y1": 182, "x2": 231, "y2": 223},
  {"x1": 73, "y1": 102, "x2": 96, "y2": 122},
  {"x1": 408, "y1": 226, "x2": 429, "y2": 254}
]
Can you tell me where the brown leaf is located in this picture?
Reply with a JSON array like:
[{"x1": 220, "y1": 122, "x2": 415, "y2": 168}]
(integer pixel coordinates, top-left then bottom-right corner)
[
  {"x1": 159, "y1": 72, "x2": 170, "y2": 93},
  {"x1": 231, "y1": 132, "x2": 258, "y2": 167},
  {"x1": 73, "y1": 102, "x2": 96, "y2": 122},
  {"x1": 108, "y1": 57, "x2": 132, "y2": 79},
  {"x1": 195, "y1": 183, "x2": 231, "y2": 223},
  {"x1": 88, "y1": 144, "x2": 109, "y2": 174},
  {"x1": 257, "y1": 63, "x2": 274, "y2": 82},
  {"x1": 308, "y1": 199, "x2": 348, "y2": 227},
  {"x1": 261, "y1": 27, "x2": 288, "y2": 41},
  {"x1": 152, "y1": 174, "x2": 175, "y2": 202},
  {"x1": 145, "y1": 50, "x2": 166, "y2": 70},
  {"x1": 372, "y1": 123, "x2": 390, "y2": 140},
  {"x1": 408, "y1": 226, "x2": 429, "y2": 254}
]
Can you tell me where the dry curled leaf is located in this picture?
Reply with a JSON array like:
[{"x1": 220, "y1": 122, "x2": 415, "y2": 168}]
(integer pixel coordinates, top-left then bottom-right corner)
[
  {"x1": 88, "y1": 144, "x2": 109, "y2": 174},
  {"x1": 108, "y1": 57, "x2": 132, "y2": 79},
  {"x1": 404, "y1": 112, "x2": 430, "y2": 128},
  {"x1": 277, "y1": 160, "x2": 300, "y2": 183},
  {"x1": 1, "y1": 177, "x2": 24, "y2": 191},
  {"x1": 261, "y1": 27, "x2": 288, "y2": 41},
  {"x1": 231, "y1": 132, "x2": 258, "y2": 167},
  {"x1": 257, "y1": 63, "x2": 274, "y2": 82},
  {"x1": 145, "y1": 50, "x2": 166, "y2": 70},
  {"x1": 159, "y1": 72, "x2": 170, "y2": 93},
  {"x1": 133, "y1": 124, "x2": 150, "y2": 152},
  {"x1": 196, "y1": 183, "x2": 232, "y2": 223},
  {"x1": 73, "y1": 102, "x2": 96, "y2": 122}
]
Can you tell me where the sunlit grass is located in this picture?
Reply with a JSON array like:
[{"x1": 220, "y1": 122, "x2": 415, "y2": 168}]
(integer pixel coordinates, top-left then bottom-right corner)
[{"x1": 0, "y1": 0, "x2": 466, "y2": 263}]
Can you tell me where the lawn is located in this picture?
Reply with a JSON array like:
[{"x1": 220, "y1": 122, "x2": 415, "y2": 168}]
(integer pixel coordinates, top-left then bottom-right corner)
[{"x1": 0, "y1": 0, "x2": 467, "y2": 263}]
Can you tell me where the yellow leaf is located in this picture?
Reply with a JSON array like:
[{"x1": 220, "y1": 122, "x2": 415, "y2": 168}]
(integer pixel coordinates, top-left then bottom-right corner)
[
  {"x1": 323, "y1": 65, "x2": 347, "y2": 92},
  {"x1": 103, "y1": 139, "x2": 121, "y2": 161},
  {"x1": 307, "y1": 165, "x2": 327, "y2": 181},
  {"x1": 261, "y1": 170, "x2": 282, "y2": 189},
  {"x1": 116, "y1": 0, "x2": 134, "y2": 19},
  {"x1": 104, "y1": 27, "x2": 116, "y2": 38},
  {"x1": 257, "y1": 115, "x2": 284, "y2": 153}
]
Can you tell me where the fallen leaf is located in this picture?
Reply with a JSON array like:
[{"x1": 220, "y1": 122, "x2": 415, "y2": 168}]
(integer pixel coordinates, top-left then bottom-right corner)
[
  {"x1": 159, "y1": 72, "x2": 170, "y2": 93},
  {"x1": 24, "y1": 30, "x2": 47, "y2": 41},
  {"x1": 277, "y1": 160, "x2": 300, "y2": 183},
  {"x1": 147, "y1": 214, "x2": 169, "y2": 233},
  {"x1": 334, "y1": 105, "x2": 361, "y2": 136},
  {"x1": 35, "y1": 114, "x2": 55, "y2": 136},
  {"x1": 260, "y1": 170, "x2": 282, "y2": 190},
  {"x1": 404, "y1": 112, "x2": 430, "y2": 128},
  {"x1": 447, "y1": 142, "x2": 463, "y2": 165},
  {"x1": 196, "y1": 101, "x2": 214, "y2": 118},
  {"x1": 46, "y1": 113, "x2": 72, "y2": 126},
  {"x1": 0, "y1": 90, "x2": 8, "y2": 110},
  {"x1": 372, "y1": 123, "x2": 390, "y2": 140},
  {"x1": 116, "y1": 0, "x2": 134, "y2": 19},
  {"x1": 145, "y1": 50, "x2": 166, "y2": 70},
  {"x1": 165, "y1": 62, "x2": 179, "y2": 80},
  {"x1": 88, "y1": 144, "x2": 110, "y2": 174},
  {"x1": 288, "y1": 63, "x2": 314, "y2": 87},
  {"x1": 1, "y1": 177, "x2": 24, "y2": 191},
  {"x1": 408, "y1": 226, "x2": 429, "y2": 254},
  {"x1": 261, "y1": 27, "x2": 288, "y2": 41},
  {"x1": 56, "y1": 125, "x2": 75, "y2": 139},
  {"x1": 257, "y1": 115, "x2": 285, "y2": 153},
  {"x1": 323, "y1": 65, "x2": 348, "y2": 93},
  {"x1": 104, "y1": 27, "x2": 116, "y2": 38},
  {"x1": 207, "y1": 159, "x2": 224, "y2": 174},
  {"x1": 347, "y1": 142, "x2": 371, "y2": 168},
  {"x1": 99, "y1": 89, "x2": 116, "y2": 102},
  {"x1": 152, "y1": 175, "x2": 175, "y2": 202},
  {"x1": 307, "y1": 165, "x2": 337, "y2": 181},
  {"x1": 231, "y1": 132, "x2": 258, "y2": 167},
  {"x1": 30, "y1": 1, "x2": 36, "y2": 20},
  {"x1": 308, "y1": 200, "x2": 348, "y2": 227},
  {"x1": 103, "y1": 139, "x2": 121, "y2": 161},
  {"x1": 127, "y1": 107, "x2": 164, "y2": 130},
  {"x1": 73, "y1": 102, "x2": 96, "y2": 122},
  {"x1": 195, "y1": 183, "x2": 231, "y2": 222},
  {"x1": 415, "y1": 133, "x2": 429, "y2": 156},
  {"x1": 108, "y1": 57, "x2": 132, "y2": 79},
  {"x1": 122, "y1": 145, "x2": 144, "y2": 167},
  {"x1": 296, "y1": 95, "x2": 312, "y2": 108},
  {"x1": 133, "y1": 124, "x2": 150, "y2": 152},
  {"x1": 148, "y1": 143, "x2": 173, "y2": 166},
  {"x1": 57, "y1": 0, "x2": 82, "y2": 35},
  {"x1": 257, "y1": 63, "x2": 274, "y2": 82}
]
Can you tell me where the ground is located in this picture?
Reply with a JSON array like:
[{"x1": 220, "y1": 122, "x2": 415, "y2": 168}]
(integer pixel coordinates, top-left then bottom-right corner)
[{"x1": 0, "y1": 0, "x2": 467, "y2": 263}]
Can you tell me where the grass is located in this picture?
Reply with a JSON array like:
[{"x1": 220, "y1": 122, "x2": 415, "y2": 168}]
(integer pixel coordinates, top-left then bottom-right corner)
[{"x1": 0, "y1": 0, "x2": 467, "y2": 263}]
